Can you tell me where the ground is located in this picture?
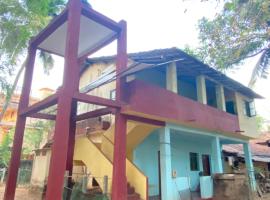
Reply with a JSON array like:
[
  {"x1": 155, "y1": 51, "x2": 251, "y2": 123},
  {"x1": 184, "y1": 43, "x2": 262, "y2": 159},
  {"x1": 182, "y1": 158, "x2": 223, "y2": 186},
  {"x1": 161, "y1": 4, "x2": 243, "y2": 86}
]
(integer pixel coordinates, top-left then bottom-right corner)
[
  {"x1": 1, "y1": 185, "x2": 270, "y2": 200},
  {"x1": 0, "y1": 185, "x2": 42, "y2": 200}
]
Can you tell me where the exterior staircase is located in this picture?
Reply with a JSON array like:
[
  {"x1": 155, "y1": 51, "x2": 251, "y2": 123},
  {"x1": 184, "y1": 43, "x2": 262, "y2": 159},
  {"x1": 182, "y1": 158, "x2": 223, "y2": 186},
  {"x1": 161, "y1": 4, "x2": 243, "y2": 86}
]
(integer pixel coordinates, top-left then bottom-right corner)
[
  {"x1": 128, "y1": 182, "x2": 141, "y2": 200},
  {"x1": 74, "y1": 121, "x2": 160, "y2": 200}
]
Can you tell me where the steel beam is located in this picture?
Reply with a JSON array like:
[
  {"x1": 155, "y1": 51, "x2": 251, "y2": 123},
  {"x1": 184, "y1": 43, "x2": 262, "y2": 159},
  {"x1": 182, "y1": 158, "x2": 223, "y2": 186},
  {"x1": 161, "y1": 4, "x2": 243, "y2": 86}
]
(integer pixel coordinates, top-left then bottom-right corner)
[
  {"x1": 73, "y1": 92, "x2": 122, "y2": 108},
  {"x1": 4, "y1": 46, "x2": 36, "y2": 200},
  {"x1": 19, "y1": 93, "x2": 58, "y2": 117},
  {"x1": 65, "y1": 100, "x2": 77, "y2": 199},
  {"x1": 112, "y1": 20, "x2": 128, "y2": 200},
  {"x1": 81, "y1": 5, "x2": 121, "y2": 33},
  {"x1": 45, "y1": 0, "x2": 82, "y2": 199},
  {"x1": 28, "y1": 113, "x2": 56, "y2": 120},
  {"x1": 124, "y1": 114, "x2": 165, "y2": 127},
  {"x1": 76, "y1": 107, "x2": 115, "y2": 121}
]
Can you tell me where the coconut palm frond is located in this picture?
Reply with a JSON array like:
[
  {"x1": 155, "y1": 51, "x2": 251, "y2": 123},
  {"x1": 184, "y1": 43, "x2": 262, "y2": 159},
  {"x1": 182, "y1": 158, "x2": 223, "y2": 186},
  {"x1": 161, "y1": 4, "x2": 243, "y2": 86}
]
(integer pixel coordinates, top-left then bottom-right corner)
[
  {"x1": 39, "y1": 50, "x2": 54, "y2": 75},
  {"x1": 248, "y1": 48, "x2": 270, "y2": 88}
]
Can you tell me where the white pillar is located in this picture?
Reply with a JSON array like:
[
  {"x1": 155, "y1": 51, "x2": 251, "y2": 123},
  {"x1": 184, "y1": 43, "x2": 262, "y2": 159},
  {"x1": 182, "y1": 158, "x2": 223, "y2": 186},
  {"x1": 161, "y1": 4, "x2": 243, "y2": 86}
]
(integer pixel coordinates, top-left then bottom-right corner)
[
  {"x1": 215, "y1": 85, "x2": 226, "y2": 111},
  {"x1": 166, "y1": 62, "x2": 178, "y2": 93},
  {"x1": 211, "y1": 137, "x2": 223, "y2": 173},
  {"x1": 243, "y1": 142, "x2": 256, "y2": 191},
  {"x1": 196, "y1": 75, "x2": 207, "y2": 104},
  {"x1": 159, "y1": 127, "x2": 173, "y2": 200}
]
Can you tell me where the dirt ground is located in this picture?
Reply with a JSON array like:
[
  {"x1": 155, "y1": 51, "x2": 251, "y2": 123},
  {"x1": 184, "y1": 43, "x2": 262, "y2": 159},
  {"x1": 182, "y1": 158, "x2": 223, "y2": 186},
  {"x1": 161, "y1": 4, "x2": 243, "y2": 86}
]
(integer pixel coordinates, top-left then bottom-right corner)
[
  {"x1": 0, "y1": 185, "x2": 43, "y2": 200},
  {"x1": 1, "y1": 185, "x2": 270, "y2": 200}
]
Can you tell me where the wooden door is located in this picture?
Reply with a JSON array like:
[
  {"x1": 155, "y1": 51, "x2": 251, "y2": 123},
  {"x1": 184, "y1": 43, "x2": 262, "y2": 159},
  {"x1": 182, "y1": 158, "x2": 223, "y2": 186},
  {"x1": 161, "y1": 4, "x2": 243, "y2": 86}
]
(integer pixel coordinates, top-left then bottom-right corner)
[{"x1": 202, "y1": 154, "x2": 211, "y2": 176}]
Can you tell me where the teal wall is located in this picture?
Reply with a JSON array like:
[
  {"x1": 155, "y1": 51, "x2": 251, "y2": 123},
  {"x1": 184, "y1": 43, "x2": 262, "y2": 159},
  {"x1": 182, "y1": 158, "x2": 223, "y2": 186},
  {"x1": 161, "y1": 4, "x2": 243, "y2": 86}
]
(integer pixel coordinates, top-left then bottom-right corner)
[
  {"x1": 135, "y1": 68, "x2": 166, "y2": 88},
  {"x1": 133, "y1": 132, "x2": 160, "y2": 196},
  {"x1": 177, "y1": 77, "x2": 197, "y2": 101},
  {"x1": 133, "y1": 129, "x2": 213, "y2": 197},
  {"x1": 170, "y1": 134, "x2": 212, "y2": 191}
]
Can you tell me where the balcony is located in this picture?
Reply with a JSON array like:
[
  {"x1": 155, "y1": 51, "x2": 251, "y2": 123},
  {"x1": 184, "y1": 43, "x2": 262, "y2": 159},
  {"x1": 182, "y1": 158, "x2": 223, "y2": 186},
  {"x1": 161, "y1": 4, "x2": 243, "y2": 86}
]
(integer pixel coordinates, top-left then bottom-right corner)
[{"x1": 122, "y1": 80, "x2": 240, "y2": 135}]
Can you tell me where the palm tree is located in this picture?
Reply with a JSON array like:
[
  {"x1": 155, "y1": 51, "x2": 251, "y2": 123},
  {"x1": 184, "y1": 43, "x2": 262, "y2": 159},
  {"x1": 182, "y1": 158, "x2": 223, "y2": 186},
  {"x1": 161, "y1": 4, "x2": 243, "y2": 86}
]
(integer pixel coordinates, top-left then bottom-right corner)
[
  {"x1": 0, "y1": 0, "x2": 65, "y2": 122},
  {"x1": 0, "y1": 51, "x2": 55, "y2": 122},
  {"x1": 248, "y1": 48, "x2": 270, "y2": 88}
]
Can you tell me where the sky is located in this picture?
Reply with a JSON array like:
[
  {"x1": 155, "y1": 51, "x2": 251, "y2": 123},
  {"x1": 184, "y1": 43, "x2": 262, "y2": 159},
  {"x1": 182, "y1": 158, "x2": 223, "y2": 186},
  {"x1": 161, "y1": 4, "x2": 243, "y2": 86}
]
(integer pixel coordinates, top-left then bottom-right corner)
[{"x1": 29, "y1": 0, "x2": 270, "y2": 123}]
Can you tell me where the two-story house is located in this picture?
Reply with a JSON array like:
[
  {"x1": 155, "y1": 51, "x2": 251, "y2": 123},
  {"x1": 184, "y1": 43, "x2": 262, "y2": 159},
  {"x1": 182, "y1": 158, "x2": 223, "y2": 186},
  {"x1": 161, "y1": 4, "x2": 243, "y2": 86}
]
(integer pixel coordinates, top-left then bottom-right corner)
[
  {"x1": 72, "y1": 47, "x2": 261, "y2": 200},
  {"x1": 4, "y1": 2, "x2": 262, "y2": 199}
]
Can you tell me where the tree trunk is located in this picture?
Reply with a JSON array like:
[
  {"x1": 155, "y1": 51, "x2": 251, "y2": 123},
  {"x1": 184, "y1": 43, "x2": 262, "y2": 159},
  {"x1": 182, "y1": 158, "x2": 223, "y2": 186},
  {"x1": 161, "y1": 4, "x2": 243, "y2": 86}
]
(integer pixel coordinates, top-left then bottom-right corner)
[{"x1": 0, "y1": 58, "x2": 27, "y2": 122}]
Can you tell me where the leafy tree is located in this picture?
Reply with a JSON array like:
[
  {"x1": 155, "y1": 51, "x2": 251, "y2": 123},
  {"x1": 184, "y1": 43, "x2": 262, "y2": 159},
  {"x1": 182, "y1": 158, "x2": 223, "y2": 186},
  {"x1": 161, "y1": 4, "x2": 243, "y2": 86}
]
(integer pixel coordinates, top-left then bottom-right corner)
[
  {"x1": 0, "y1": 120, "x2": 54, "y2": 167},
  {"x1": 0, "y1": 133, "x2": 13, "y2": 168},
  {"x1": 256, "y1": 115, "x2": 266, "y2": 132},
  {"x1": 197, "y1": 0, "x2": 270, "y2": 87},
  {"x1": 0, "y1": 0, "x2": 66, "y2": 122}
]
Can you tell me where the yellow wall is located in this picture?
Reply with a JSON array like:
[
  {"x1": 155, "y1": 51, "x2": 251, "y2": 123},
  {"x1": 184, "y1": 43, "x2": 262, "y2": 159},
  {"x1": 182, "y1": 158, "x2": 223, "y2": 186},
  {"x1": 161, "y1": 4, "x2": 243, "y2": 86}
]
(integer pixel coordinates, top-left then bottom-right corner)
[
  {"x1": 75, "y1": 133, "x2": 150, "y2": 200},
  {"x1": 235, "y1": 92, "x2": 258, "y2": 138},
  {"x1": 0, "y1": 94, "x2": 19, "y2": 143},
  {"x1": 74, "y1": 136, "x2": 113, "y2": 193},
  {"x1": 0, "y1": 92, "x2": 41, "y2": 143},
  {"x1": 79, "y1": 62, "x2": 116, "y2": 122}
]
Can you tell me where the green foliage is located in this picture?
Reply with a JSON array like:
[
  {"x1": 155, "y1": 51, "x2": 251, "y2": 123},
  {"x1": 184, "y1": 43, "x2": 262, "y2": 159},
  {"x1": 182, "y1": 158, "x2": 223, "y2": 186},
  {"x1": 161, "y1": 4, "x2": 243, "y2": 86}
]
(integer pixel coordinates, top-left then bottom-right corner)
[
  {"x1": 197, "y1": 0, "x2": 270, "y2": 85},
  {"x1": 0, "y1": 0, "x2": 65, "y2": 91},
  {"x1": 0, "y1": 120, "x2": 54, "y2": 167},
  {"x1": 22, "y1": 121, "x2": 53, "y2": 154},
  {"x1": 183, "y1": 45, "x2": 206, "y2": 61},
  {"x1": 0, "y1": 132, "x2": 13, "y2": 168},
  {"x1": 255, "y1": 115, "x2": 265, "y2": 132},
  {"x1": 0, "y1": 0, "x2": 66, "y2": 122}
]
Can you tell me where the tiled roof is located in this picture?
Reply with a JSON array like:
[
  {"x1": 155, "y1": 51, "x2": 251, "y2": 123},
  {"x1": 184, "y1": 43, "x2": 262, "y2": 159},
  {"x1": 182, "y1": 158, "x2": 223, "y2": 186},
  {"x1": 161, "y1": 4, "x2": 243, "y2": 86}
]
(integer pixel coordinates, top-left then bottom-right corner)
[{"x1": 223, "y1": 133, "x2": 270, "y2": 160}]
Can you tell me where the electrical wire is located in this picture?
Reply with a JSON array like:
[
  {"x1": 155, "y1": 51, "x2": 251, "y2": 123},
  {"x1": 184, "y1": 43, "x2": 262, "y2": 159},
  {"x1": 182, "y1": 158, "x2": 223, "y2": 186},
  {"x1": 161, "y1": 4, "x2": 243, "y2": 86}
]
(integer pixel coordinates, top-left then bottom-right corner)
[{"x1": 82, "y1": 58, "x2": 185, "y2": 94}]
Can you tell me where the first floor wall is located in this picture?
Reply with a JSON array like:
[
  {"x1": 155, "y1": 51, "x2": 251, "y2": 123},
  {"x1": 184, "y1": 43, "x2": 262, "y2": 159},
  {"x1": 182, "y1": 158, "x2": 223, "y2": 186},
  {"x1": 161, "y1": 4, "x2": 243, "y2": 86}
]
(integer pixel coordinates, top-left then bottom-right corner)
[{"x1": 133, "y1": 129, "x2": 213, "y2": 197}]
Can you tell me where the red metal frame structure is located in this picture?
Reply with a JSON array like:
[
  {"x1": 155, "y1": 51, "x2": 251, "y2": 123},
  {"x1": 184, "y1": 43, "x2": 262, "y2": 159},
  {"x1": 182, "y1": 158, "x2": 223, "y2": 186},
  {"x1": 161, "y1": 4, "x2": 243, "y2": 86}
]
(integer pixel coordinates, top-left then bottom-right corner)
[{"x1": 4, "y1": 0, "x2": 128, "y2": 200}]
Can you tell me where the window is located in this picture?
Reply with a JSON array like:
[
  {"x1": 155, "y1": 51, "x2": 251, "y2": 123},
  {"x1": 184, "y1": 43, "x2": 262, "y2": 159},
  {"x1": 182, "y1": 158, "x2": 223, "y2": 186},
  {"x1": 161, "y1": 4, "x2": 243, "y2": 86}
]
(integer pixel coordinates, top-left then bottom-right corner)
[
  {"x1": 190, "y1": 152, "x2": 199, "y2": 171},
  {"x1": 243, "y1": 100, "x2": 256, "y2": 117},
  {"x1": 226, "y1": 101, "x2": 237, "y2": 115},
  {"x1": 110, "y1": 89, "x2": 116, "y2": 100}
]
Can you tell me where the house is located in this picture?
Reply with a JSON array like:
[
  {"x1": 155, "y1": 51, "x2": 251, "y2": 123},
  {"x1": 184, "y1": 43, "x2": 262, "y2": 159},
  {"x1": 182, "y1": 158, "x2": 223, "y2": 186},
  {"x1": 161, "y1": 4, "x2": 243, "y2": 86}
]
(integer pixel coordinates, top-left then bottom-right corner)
[
  {"x1": 3, "y1": 2, "x2": 262, "y2": 200},
  {"x1": 0, "y1": 89, "x2": 25, "y2": 143},
  {"x1": 31, "y1": 47, "x2": 262, "y2": 199},
  {"x1": 0, "y1": 88, "x2": 40, "y2": 143},
  {"x1": 223, "y1": 133, "x2": 270, "y2": 174},
  {"x1": 74, "y1": 48, "x2": 262, "y2": 199}
]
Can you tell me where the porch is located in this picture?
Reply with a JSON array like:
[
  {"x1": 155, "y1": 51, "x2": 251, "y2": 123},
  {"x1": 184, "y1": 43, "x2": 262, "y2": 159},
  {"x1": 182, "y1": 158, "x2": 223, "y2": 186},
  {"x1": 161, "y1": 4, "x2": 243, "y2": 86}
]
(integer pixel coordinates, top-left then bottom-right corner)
[{"x1": 132, "y1": 124, "x2": 256, "y2": 200}]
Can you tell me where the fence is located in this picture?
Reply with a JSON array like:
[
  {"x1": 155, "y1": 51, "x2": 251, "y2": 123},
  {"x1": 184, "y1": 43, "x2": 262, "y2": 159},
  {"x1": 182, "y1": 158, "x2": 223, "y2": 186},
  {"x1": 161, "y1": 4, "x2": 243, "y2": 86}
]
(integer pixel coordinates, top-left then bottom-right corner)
[
  {"x1": 0, "y1": 168, "x2": 6, "y2": 184},
  {"x1": 0, "y1": 168, "x2": 32, "y2": 185}
]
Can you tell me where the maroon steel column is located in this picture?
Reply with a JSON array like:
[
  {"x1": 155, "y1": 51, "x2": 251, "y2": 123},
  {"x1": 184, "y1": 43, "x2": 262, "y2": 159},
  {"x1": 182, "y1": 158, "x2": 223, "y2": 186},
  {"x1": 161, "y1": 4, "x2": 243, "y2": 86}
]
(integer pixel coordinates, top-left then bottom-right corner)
[
  {"x1": 65, "y1": 100, "x2": 77, "y2": 199},
  {"x1": 45, "y1": 0, "x2": 81, "y2": 199},
  {"x1": 4, "y1": 46, "x2": 37, "y2": 200},
  {"x1": 112, "y1": 21, "x2": 128, "y2": 200}
]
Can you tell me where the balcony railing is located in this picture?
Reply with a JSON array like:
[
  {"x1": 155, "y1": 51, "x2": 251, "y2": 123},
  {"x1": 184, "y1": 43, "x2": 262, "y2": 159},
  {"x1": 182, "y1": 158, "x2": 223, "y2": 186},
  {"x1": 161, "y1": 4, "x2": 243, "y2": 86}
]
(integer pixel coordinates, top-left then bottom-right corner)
[{"x1": 123, "y1": 80, "x2": 240, "y2": 134}]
